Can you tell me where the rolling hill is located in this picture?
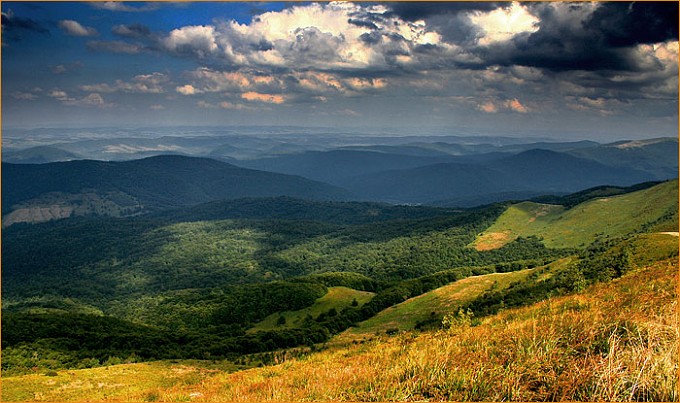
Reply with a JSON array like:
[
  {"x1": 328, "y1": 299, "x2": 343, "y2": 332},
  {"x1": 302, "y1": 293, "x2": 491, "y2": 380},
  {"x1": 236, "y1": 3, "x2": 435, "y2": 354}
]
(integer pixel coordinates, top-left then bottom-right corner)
[
  {"x1": 2, "y1": 176, "x2": 677, "y2": 401},
  {"x1": 2, "y1": 155, "x2": 350, "y2": 225},
  {"x1": 473, "y1": 179, "x2": 678, "y2": 250},
  {"x1": 338, "y1": 162, "x2": 517, "y2": 204},
  {"x1": 4, "y1": 254, "x2": 675, "y2": 401},
  {"x1": 339, "y1": 149, "x2": 654, "y2": 204},
  {"x1": 235, "y1": 150, "x2": 459, "y2": 185},
  {"x1": 2, "y1": 145, "x2": 83, "y2": 164},
  {"x1": 152, "y1": 196, "x2": 458, "y2": 225},
  {"x1": 567, "y1": 137, "x2": 678, "y2": 180}
]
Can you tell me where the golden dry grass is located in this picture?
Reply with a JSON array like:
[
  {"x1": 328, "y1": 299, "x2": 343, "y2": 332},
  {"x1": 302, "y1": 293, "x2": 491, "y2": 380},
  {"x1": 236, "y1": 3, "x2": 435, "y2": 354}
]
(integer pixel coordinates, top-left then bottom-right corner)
[
  {"x1": 7, "y1": 257, "x2": 673, "y2": 401},
  {"x1": 333, "y1": 268, "x2": 537, "y2": 343},
  {"x1": 216, "y1": 259, "x2": 678, "y2": 401},
  {"x1": 213, "y1": 263, "x2": 676, "y2": 402}
]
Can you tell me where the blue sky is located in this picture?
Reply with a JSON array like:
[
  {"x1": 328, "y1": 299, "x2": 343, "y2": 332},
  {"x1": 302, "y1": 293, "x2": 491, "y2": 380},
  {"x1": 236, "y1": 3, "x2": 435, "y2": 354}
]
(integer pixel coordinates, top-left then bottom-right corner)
[{"x1": 2, "y1": 1, "x2": 678, "y2": 140}]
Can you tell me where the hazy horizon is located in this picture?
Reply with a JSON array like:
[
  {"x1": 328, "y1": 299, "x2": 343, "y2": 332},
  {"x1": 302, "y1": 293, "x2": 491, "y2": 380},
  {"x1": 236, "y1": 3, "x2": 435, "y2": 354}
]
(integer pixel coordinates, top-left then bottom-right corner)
[{"x1": 3, "y1": 1, "x2": 678, "y2": 142}]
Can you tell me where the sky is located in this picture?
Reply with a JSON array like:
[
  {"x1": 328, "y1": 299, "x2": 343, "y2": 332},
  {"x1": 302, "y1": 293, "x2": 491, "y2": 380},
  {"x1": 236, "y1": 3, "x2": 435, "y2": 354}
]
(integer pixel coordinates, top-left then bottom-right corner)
[{"x1": 2, "y1": 1, "x2": 678, "y2": 140}]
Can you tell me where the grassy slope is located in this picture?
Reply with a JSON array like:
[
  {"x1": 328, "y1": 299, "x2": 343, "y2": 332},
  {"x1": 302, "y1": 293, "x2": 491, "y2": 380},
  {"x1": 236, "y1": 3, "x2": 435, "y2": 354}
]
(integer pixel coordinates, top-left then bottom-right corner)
[
  {"x1": 473, "y1": 179, "x2": 678, "y2": 250},
  {"x1": 334, "y1": 268, "x2": 539, "y2": 341},
  {"x1": 0, "y1": 360, "x2": 246, "y2": 402},
  {"x1": 6, "y1": 257, "x2": 675, "y2": 401},
  {"x1": 335, "y1": 257, "x2": 578, "y2": 343},
  {"x1": 248, "y1": 287, "x2": 374, "y2": 333}
]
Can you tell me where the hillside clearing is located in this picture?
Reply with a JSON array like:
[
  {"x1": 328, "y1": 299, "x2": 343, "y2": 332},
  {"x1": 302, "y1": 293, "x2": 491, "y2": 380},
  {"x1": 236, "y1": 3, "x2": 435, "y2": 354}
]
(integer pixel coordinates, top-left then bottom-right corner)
[
  {"x1": 248, "y1": 287, "x2": 374, "y2": 333},
  {"x1": 473, "y1": 180, "x2": 678, "y2": 250},
  {"x1": 333, "y1": 267, "x2": 542, "y2": 342}
]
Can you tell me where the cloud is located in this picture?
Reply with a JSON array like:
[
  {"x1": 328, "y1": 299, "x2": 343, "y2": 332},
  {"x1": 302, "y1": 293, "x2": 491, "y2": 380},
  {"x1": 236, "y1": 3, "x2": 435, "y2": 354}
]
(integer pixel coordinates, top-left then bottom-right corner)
[
  {"x1": 59, "y1": 1, "x2": 675, "y2": 121},
  {"x1": 48, "y1": 90, "x2": 70, "y2": 100},
  {"x1": 476, "y1": 2, "x2": 678, "y2": 73},
  {"x1": 163, "y1": 25, "x2": 218, "y2": 58},
  {"x1": 477, "y1": 101, "x2": 497, "y2": 113},
  {"x1": 476, "y1": 97, "x2": 528, "y2": 114},
  {"x1": 468, "y1": 2, "x2": 539, "y2": 46},
  {"x1": 79, "y1": 93, "x2": 107, "y2": 107},
  {"x1": 339, "y1": 108, "x2": 360, "y2": 116},
  {"x1": 176, "y1": 84, "x2": 199, "y2": 95},
  {"x1": 52, "y1": 65, "x2": 67, "y2": 74},
  {"x1": 87, "y1": 40, "x2": 143, "y2": 54},
  {"x1": 58, "y1": 20, "x2": 98, "y2": 37},
  {"x1": 184, "y1": 68, "x2": 260, "y2": 92},
  {"x1": 505, "y1": 98, "x2": 528, "y2": 113},
  {"x1": 196, "y1": 100, "x2": 215, "y2": 108},
  {"x1": 80, "y1": 72, "x2": 169, "y2": 93},
  {"x1": 388, "y1": 2, "x2": 500, "y2": 21},
  {"x1": 51, "y1": 61, "x2": 83, "y2": 75},
  {"x1": 151, "y1": 2, "x2": 469, "y2": 72},
  {"x1": 196, "y1": 100, "x2": 251, "y2": 110},
  {"x1": 219, "y1": 101, "x2": 250, "y2": 110},
  {"x1": 48, "y1": 89, "x2": 111, "y2": 107},
  {"x1": 112, "y1": 23, "x2": 152, "y2": 39},
  {"x1": 90, "y1": 2, "x2": 160, "y2": 12},
  {"x1": 586, "y1": 2, "x2": 678, "y2": 48},
  {"x1": 1, "y1": 9, "x2": 49, "y2": 34},
  {"x1": 566, "y1": 96, "x2": 623, "y2": 116},
  {"x1": 241, "y1": 91, "x2": 285, "y2": 104},
  {"x1": 11, "y1": 91, "x2": 38, "y2": 100},
  {"x1": 298, "y1": 72, "x2": 388, "y2": 95},
  {"x1": 150, "y1": 104, "x2": 165, "y2": 110},
  {"x1": 2, "y1": 9, "x2": 49, "y2": 45}
]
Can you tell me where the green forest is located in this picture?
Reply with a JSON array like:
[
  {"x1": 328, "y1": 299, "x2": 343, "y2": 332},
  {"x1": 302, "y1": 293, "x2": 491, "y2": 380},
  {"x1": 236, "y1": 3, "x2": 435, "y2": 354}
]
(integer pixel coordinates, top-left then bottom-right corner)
[{"x1": 2, "y1": 180, "x2": 677, "y2": 375}]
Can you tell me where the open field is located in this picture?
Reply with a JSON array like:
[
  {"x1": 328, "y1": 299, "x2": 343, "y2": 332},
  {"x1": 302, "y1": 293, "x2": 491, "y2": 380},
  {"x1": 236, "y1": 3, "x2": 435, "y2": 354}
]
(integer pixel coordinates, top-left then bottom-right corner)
[
  {"x1": 248, "y1": 287, "x2": 375, "y2": 333},
  {"x1": 334, "y1": 268, "x2": 538, "y2": 341},
  {"x1": 473, "y1": 180, "x2": 678, "y2": 250}
]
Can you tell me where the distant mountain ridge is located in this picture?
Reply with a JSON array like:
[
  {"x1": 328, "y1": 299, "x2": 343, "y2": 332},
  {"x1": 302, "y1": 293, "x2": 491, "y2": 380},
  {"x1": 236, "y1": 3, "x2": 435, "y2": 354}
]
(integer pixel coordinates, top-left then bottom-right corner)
[
  {"x1": 337, "y1": 149, "x2": 655, "y2": 205},
  {"x1": 3, "y1": 136, "x2": 676, "y2": 222},
  {"x1": 2, "y1": 145, "x2": 83, "y2": 164},
  {"x1": 2, "y1": 155, "x2": 350, "y2": 226},
  {"x1": 235, "y1": 137, "x2": 677, "y2": 205}
]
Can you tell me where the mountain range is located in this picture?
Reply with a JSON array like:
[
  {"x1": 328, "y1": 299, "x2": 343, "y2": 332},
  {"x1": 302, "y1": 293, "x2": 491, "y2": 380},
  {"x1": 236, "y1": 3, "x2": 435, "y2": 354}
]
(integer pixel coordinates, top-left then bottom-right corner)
[
  {"x1": 2, "y1": 136, "x2": 677, "y2": 225},
  {"x1": 2, "y1": 155, "x2": 348, "y2": 226}
]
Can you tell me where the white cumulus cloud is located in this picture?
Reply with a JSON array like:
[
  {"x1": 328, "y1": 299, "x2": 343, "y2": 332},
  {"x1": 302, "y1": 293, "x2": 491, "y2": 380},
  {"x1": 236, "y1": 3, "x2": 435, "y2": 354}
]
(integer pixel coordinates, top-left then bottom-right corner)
[
  {"x1": 157, "y1": 2, "x2": 460, "y2": 72},
  {"x1": 164, "y1": 25, "x2": 218, "y2": 58},
  {"x1": 468, "y1": 2, "x2": 539, "y2": 46},
  {"x1": 58, "y1": 20, "x2": 98, "y2": 37}
]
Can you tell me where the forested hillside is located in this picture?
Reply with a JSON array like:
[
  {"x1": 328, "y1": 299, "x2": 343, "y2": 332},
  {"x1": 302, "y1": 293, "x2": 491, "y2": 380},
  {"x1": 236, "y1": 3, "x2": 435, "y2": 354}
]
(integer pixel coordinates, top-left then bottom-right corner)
[
  {"x1": 2, "y1": 180, "x2": 677, "y2": 379},
  {"x1": 1, "y1": 155, "x2": 349, "y2": 225}
]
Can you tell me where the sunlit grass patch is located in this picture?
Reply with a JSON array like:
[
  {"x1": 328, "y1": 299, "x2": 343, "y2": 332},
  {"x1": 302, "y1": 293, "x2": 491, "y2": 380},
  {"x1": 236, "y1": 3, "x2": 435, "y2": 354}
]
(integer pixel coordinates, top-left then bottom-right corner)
[
  {"x1": 1, "y1": 360, "x2": 243, "y2": 402},
  {"x1": 173, "y1": 258, "x2": 676, "y2": 402},
  {"x1": 473, "y1": 180, "x2": 678, "y2": 250},
  {"x1": 248, "y1": 286, "x2": 374, "y2": 333}
]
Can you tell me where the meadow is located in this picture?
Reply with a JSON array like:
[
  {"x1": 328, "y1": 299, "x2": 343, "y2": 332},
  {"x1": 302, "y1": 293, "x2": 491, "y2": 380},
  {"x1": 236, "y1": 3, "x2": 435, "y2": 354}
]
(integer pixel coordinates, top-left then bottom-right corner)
[{"x1": 3, "y1": 256, "x2": 675, "y2": 401}]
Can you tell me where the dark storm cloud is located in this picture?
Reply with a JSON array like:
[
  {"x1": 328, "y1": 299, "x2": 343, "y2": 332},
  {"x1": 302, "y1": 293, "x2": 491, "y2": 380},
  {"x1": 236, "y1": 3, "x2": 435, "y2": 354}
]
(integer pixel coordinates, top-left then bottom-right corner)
[
  {"x1": 586, "y1": 2, "x2": 678, "y2": 47},
  {"x1": 359, "y1": 31, "x2": 381, "y2": 45},
  {"x1": 1, "y1": 11, "x2": 49, "y2": 34},
  {"x1": 387, "y1": 2, "x2": 499, "y2": 21},
  {"x1": 348, "y1": 18, "x2": 379, "y2": 30},
  {"x1": 482, "y1": 33, "x2": 632, "y2": 72},
  {"x1": 480, "y1": 2, "x2": 678, "y2": 73}
]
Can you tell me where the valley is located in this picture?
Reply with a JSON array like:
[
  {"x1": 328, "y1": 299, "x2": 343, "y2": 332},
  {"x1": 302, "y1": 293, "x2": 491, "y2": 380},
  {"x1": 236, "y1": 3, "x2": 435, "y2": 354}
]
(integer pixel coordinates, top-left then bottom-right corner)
[
  {"x1": 4, "y1": 1, "x2": 678, "y2": 400},
  {"x1": 2, "y1": 172, "x2": 677, "y2": 401}
]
